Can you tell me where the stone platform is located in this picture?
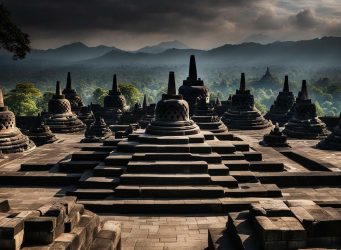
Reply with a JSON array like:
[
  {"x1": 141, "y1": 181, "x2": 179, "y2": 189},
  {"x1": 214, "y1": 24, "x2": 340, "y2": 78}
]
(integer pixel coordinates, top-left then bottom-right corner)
[{"x1": 0, "y1": 129, "x2": 340, "y2": 249}]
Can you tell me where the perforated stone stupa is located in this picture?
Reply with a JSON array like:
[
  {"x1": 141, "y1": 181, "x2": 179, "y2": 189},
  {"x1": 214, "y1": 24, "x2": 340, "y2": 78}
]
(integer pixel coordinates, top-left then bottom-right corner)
[
  {"x1": 0, "y1": 88, "x2": 35, "y2": 153},
  {"x1": 81, "y1": 116, "x2": 112, "y2": 143},
  {"x1": 27, "y1": 113, "x2": 57, "y2": 146},
  {"x1": 77, "y1": 105, "x2": 95, "y2": 126},
  {"x1": 62, "y1": 72, "x2": 84, "y2": 111},
  {"x1": 283, "y1": 80, "x2": 329, "y2": 139},
  {"x1": 265, "y1": 75, "x2": 295, "y2": 126},
  {"x1": 222, "y1": 73, "x2": 272, "y2": 130},
  {"x1": 317, "y1": 113, "x2": 341, "y2": 150},
  {"x1": 178, "y1": 55, "x2": 209, "y2": 113},
  {"x1": 45, "y1": 81, "x2": 86, "y2": 133},
  {"x1": 102, "y1": 74, "x2": 129, "y2": 125}
]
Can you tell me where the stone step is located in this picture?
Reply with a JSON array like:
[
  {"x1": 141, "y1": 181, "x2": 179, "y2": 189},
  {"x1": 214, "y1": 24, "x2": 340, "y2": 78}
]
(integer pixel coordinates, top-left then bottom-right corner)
[
  {"x1": 131, "y1": 152, "x2": 222, "y2": 163},
  {"x1": 225, "y1": 185, "x2": 282, "y2": 198},
  {"x1": 20, "y1": 162, "x2": 56, "y2": 171},
  {"x1": 210, "y1": 176, "x2": 238, "y2": 188},
  {"x1": 249, "y1": 161, "x2": 284, "y2": 172},
  {"x1": 231, "y1": 142, "x2": 250, "y2": 151},
  {"x1": 104, "y1": 154, "x2": 132, "y2": 165},
  {"x1": 79, "y1": 199, "x2": 252, "y2": 214},
  {"x1": 114, "y1": 185, "x2": 225, "y2": 198},
  {"x1": 243, "y1": 152, "x2": 262, "y2": 161},
  {"x1": 0, "y1": 171, "x2": 80, "y2": 186},
  {"x1": 220, "y1": 153, "x2": 245, "y2": 160},
  {"x1": 223, "y1": 160, "x2": 250, "y2": 171},
  {"x1": 208, "y1": 228, "x2": 237, "y2": 250},
  {"x1": 207, "y1": 141, "x2": 236, "y2": 154},
  {"x1": 227, "y1": 212, "x2": 262, "y2": 250},
  {"x1": 79, "y1": 176, "x2": 120, "y2": 189},
  {"x1": 103, "y1": 138, "x2": 125, "y2": 146},
  {"x1": 71, "y1": 151, "x2": 109, "y2": 161},
  {"x1": 67, "y1": 188, "x2": 114, "y2": 199},
  {"x1": 58, "y1": 161, "x2": 100, "y2": 173},
  {"x1": 126, "y1": 161, "x2": 208, "y2": 174},
  {"x1": 214, "y1": 133, "x2": 234, "y2": 141},
  {"x1": 119, "y1": 173, "x2": 211, "y2": 185},
  {"x1": 93, "y1": 164, "x2": 126, "y2": 177},
  {"x1": 229, "y1": 171, "x2": 258, "y2": 183},
  {"x1": 81, "y1": 145, "x2": 117, "y2": 152},
  {"x1": 132, "y1": 143, "x2": 213, "y2": 154},
  {"x1": 208, "y1": 164, "x2": 229, "y2": 176},
  {"x1": 137, "y1": 135, "x2": 189, "y2": 144}
]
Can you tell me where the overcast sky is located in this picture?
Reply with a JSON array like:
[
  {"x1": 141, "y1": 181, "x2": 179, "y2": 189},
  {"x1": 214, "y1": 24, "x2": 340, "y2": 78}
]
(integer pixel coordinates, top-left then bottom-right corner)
[{"x1": 3, "y1": 0, "x2": 341, "y2": 50}]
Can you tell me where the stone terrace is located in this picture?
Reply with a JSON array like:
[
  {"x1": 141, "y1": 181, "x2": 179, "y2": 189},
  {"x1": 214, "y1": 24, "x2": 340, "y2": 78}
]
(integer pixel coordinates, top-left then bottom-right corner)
[{"x1": 0, "y1": 129, "x2": 340, "y2": 249}]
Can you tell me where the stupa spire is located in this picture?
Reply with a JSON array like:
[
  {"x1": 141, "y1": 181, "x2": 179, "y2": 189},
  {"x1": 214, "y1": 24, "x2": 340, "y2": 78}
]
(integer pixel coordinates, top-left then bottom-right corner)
[
  {"x1": 167, "y1": 71, "x2": 176, "y2": 96},
  {"x1": 0, "y1": 88, "x2": 4, "y2": 108},
  {"x1": 299, "y1": 80, "x2": 308, "y2": 100},
  {"x1": 240, "y1": 73, "x2": 246, "y2": 91},
  {"x1": 112, "y1": 74, "x2": 118, "y2": 93},
  {"x1": 283, "y1": 75, "x2": 289, "y2": 92},
  {"x1": 143, "y1": 94, "x2": 148, "y2": 109},
  {"x1": 188, "y1": 55, "x2": 197, "y2": 80},
  {"x1": 56, "y1": 81, "x2": 61, "y2": 95},
  {"x1": 66, "y1": 72, "x2": 72, "y2": 90}
]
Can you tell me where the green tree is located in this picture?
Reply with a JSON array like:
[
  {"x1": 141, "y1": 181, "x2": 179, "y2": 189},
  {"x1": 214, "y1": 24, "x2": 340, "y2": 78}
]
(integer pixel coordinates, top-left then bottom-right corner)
[
  {"x1": 255, "y1": 99, "x2": 267, "y2": 114},
  {"x1": 5, "y1": 93, "x2": 39, "y2": 115},
  {"x1": 0, "y1": 4, "x2": 30, "y2": 59},
  {"x1": 119, "y1": 83, "x2": 142, "y2": 106},
  {"x1": 37, "y1": 92, "x2": 54, "y2": 112},
  {"x1": 10, "y1": 83, "x2": 42, "y2": 98},
  {"x1": 315, "y1": 101, "x2": 325, "y2": 117},
  {"x1": 92, "y1": 88, "x2": 108, "y2": 106}
]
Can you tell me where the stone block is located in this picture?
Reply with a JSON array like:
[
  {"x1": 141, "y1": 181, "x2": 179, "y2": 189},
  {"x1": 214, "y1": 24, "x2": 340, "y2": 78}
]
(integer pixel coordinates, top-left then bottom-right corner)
[
  {"x1": 54, "y1": 233, "x2": 80, "y2": 250},
  {"x1": 0, "y1": 200, "x2": 10, "y2": 213},
  {"x1": 251, "y1": 200, "x2": 292, "y2": 217},
  {"x1": 0, "y1": 217, "x2": 24, "y2": 250}
]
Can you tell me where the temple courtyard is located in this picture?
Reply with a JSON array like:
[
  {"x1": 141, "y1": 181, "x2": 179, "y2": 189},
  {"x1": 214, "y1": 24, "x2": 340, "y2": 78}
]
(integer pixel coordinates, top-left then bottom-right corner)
[{"x1": 0, "y1": 130, "x2": 340, "y2": 249}]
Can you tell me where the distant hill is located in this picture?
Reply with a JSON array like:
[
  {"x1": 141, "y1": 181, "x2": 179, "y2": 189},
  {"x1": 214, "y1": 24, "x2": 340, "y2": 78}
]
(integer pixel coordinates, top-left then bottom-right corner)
[
  {"x1": 240, "y1": 34, "x2": 275, "y2": 44},
  {"x1": 135, "y1": 40, "x2": 189, "y2": 54}
]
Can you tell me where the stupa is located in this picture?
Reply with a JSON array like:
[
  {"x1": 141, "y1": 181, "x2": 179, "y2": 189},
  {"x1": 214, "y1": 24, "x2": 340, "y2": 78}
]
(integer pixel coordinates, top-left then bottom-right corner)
[
  {"x1": 146, "y1": 72, "x2": 201, "y2": 136},
  {"x1": 0, "y1": 88, "x2": 35, "y2": 153},
  {"x1": 102, "y1": 74, "x2": 129, "y2": 125},
  {"x1": 81, "y1": 116, "x2": 112, "y2": 143},
  {"x1": 77, "y1": 105, "x2": 95, "y2": 126},
  {"x1": 191, "y1": 98, "x2": 229, "y2": 136},
  {"x1": 222, "y1": 73, "x2": 272, "y2": 130},
  {"x1": 27, "y1": 113, "x2": 57, "y2": 146},
  {"x1": 62, "y1": 72, "x2": 84, "y2": 111},
  {"x1": 178, "y1": 55, "x2": 209, "y2": 114},
  {"x1": 45, "y1": 81, "x2": 86, "y2": 133},
  {"x1": 317, "y1": 113, "x2": 341, "y2": 150},
  {"x1": 252, "y1": 67, "x2": 278, "y2": 88},
  {"x1": 283, "y1": 80, "x2": 329, "y2": 139},
  {"x1": 260, "y1": 123, "x2": 289, "y2": 147},
  {"x1": 265, "y1": 75, "x2": 295, "y2": 126}
]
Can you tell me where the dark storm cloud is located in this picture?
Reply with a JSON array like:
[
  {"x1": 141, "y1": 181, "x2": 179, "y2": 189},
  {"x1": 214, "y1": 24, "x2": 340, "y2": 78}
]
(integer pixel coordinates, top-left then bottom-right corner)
[
  {"x1": 2, "y1": 0, "x2": 341, "y2": 49},
  {"x1": 3, "y1": 0, "x2": 264, "y2": 33}
]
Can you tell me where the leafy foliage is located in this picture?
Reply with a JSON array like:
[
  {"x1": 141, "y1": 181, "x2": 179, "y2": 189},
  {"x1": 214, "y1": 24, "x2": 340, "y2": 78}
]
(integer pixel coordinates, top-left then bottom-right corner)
[
  {"x1": 0, "y1": 4, "x2": 30, "y2": 59},
  {"x1": 119, "y1": 83, "x2": 143, "y2": 106},
  {"x1": 92, "y1": 87, "x2": 108, "y2": 106}
]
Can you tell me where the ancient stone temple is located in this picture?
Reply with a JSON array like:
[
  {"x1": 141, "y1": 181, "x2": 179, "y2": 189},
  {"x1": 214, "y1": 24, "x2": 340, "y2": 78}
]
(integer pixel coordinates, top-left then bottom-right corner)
[
  {"x1": 260, "y1": 123, "x2": 289, "y2": 147},
  {"x1": 77, "y1": 105, "x2": 95, "y2": 126},
  {"x1": 62, "y1": 72, "x2": 84, "y2": 111},
  {"x1": 191, "y1": 98, "x2": 230, "y2": 138},
  {"x1": 178, "y1": 55, "x2": 209, "y2": 113},
  {"x1": 222, "y1": 73, "x2": 272, "y2": 130},
  {"x1": 283, "y1": 80, "x2": 329, "y2": 139},
  {"x1": 265, "y1": 75, "x2": 296, "y2": 126},
  {"x1": 102, "y1": 74, "x2": 129, "y2": 125},
  {"x1": 81, "y1": 116, "x2": 112, "y2": 143},
  {"x1": 45, "y1": 81, "x2": 86, "y2": 133},
  {"x1": 317, "y1": 113, "x2": 341, "y2": 150},
  {"x1": 27, "y1": 113, "x2": 57, "y2": 146},
  {"x1": 0, "y1": 88, "x2": 35, "y2": 153},
  {"x1": 252, "y1": 67, "x2": 278, "y2": 88}
]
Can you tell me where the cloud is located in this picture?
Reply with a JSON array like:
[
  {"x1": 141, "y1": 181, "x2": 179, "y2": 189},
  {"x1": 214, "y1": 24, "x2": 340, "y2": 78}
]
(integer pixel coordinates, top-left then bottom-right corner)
[{"x1": 2, "y1": 0, "x2": 341, "y2": 49}]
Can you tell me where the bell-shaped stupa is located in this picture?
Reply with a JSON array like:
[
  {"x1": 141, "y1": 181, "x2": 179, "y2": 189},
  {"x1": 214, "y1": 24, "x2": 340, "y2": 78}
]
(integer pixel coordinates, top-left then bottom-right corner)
[
  {"x1": 45, "y1": 81, "x2": 86, "y2": 133},
  {"x1": 283, "y1": 80, "x2": 329, "y2": 139},
  {"x1": 62, "y1": 72, "x2": 84, "y2": 111},
  {"x1": 178, "y1": 55, "x2": 209, "y2": 114},
  {"x1": 265, "y1": 75, "x2": 295, "y2": 126},
  {"x1": 27, "y1": 113, "x2": 57, "y2": 146},
  {"x1": 260, "y1": 123, "x2": 289, "y2": 147},
  {"x1": 222, "y1": 73, "x2": 272, "y2": 130},
  {"x1": 0, "y1": 88, "x2": 35, "y2": 153},
  {"x1": 317, "y1": 113, "x2": 341, "y2": 150},
  {"x1": 81, "y1": 116, "x2": 112, "y2": 143}
]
